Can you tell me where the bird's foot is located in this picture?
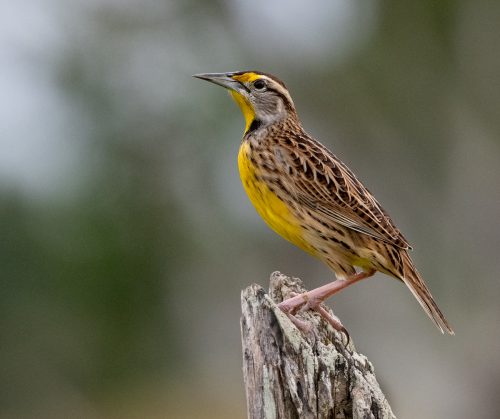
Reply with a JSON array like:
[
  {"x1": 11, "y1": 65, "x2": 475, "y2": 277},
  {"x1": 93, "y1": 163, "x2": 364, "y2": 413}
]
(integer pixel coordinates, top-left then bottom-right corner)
[
  {"x1": 277, "y1": 272, "x2": 375, "y2": 339},
  {"x1": 277, "y1": 292, "x2": 312, "y2": 332},
  {"x1": 302, "y1": 298, "x2": 350, "y2": 344},
  {"x1": 278, "y1": 290, "x2": 349, "y2": 341}
]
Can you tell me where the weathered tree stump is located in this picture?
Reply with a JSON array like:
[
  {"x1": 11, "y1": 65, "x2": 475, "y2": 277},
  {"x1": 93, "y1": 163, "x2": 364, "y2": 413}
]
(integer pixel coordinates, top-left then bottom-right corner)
[{"x1": 240, "y1": 272, "x2": 395, "y2": 419}]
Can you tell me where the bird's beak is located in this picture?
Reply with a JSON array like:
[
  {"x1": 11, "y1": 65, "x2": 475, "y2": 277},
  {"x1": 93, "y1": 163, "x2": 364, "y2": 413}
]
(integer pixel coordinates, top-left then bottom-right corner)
[{"x1": 192, "y1": 72, "x2": 245, "y2": 93}]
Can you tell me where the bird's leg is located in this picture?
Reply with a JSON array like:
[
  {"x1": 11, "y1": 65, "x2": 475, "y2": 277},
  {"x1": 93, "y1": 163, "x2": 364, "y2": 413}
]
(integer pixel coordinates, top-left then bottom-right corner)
[
  {"x1": 278, "y1": 269, "x2": 376, "y2": 334},
  {"x1": 278, "y1": 270, "x2": 375, "y2": 313}
]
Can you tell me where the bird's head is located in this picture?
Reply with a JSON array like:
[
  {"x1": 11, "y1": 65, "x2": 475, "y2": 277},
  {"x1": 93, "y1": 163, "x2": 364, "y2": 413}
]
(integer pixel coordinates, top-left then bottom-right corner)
[{"x1": 193, "y1": 71, "x2": 296, "y2": 134}]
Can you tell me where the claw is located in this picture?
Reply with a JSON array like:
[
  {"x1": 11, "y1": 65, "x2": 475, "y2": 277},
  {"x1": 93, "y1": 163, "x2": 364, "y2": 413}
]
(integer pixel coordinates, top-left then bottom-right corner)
[{"x1": 312, "y1": 304, "x2": 350, "y2": 343}]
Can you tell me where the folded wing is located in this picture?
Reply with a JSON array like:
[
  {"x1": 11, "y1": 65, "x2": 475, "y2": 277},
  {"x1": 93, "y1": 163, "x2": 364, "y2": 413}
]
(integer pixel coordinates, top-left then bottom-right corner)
[{"x1": 272, "y1": 135, "x2": 411, "y2": 250}]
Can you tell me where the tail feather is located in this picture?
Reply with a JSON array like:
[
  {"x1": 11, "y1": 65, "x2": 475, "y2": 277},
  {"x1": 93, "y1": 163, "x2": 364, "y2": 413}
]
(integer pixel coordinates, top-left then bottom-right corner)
[{"x1": 400, "y1": 251, "x2": 454, "y2": 335}]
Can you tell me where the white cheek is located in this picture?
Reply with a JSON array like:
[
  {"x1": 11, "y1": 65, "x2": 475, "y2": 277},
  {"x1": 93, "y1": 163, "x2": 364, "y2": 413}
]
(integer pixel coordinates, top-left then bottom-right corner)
[
  {"x1": 271, "y1": 99, "x2": 285, "y2": 117},
  {"x1": 268, "y1": 99, "x2": 286, "y2": 123},
  {"x1": 276, "y1": 100, "x2": 283, "y2": 115},
  {"x1": 276, "y1": 99, "x2": 285, "y2": 116},
  {"x1": 253, "y1": 96, "x2": 287, "y2": 125}
]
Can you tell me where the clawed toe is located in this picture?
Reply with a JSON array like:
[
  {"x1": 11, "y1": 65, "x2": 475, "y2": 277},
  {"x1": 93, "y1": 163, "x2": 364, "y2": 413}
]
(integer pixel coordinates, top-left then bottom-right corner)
[
  {"x1": 284, "y1": 312, "x2": 313, "y2": 333},
  {"x1": 278, "y1": 297, "x2": 308, "y2": 332},
  {"x1": 315, "y1": 305, "x2": 350, "y2": 344},
  {"x1": 278, "y1": 293, "x2": 350, "y2": 342}
]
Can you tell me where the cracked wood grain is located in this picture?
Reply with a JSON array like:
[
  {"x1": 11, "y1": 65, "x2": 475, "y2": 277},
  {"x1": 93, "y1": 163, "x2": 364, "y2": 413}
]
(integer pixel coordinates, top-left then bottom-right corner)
[{"x1": 241, "y1": 272, "x2": 395, "y2": 419}]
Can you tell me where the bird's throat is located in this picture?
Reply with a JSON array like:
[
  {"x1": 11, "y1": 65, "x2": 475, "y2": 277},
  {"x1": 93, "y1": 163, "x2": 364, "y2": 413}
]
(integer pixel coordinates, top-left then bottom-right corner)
[{"x1": 230, "y1": 91, "x2": 255, "y2": 134}]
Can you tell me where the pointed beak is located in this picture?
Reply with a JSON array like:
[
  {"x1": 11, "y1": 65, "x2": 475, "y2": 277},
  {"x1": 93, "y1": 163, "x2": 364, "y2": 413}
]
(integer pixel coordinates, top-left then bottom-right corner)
[{"x1": 192, "y1": 72, "x2": 245, "y2": 92}]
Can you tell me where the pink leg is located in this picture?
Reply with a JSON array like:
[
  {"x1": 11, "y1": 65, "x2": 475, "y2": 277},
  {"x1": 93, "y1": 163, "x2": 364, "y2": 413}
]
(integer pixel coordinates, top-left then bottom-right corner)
[{"x1": 278, "y1": 269, "x2": 376, "y2": 334}]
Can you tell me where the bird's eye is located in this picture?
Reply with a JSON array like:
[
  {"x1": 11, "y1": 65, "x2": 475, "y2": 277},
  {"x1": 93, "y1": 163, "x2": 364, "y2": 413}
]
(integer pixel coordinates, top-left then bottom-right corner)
[{"x1": 253, "y1": 79, "x2": 266, "y2": 90}]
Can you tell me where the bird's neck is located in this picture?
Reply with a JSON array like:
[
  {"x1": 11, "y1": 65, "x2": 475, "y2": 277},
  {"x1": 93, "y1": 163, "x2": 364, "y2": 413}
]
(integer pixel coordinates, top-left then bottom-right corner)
[{"x1": 244, "y1": 112, "x2": 301, "y2": 138}]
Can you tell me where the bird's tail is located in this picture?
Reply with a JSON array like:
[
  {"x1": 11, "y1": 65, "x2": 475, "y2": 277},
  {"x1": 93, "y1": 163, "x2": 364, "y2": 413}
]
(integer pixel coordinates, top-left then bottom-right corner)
[{"x1": 400, "y1": 251, "x2": 454, "y2": 335}]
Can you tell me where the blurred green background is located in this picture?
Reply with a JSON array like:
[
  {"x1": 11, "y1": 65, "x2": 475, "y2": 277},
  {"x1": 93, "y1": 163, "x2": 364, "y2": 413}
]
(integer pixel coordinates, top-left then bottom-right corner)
[{"x1": 2, "y1": 0, "x2": 500, "y2": 418}]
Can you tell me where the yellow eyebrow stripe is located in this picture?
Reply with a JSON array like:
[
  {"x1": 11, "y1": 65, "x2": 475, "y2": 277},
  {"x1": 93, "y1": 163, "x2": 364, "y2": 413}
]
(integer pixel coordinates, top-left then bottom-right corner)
[{"x1": 232, "y1": 72, "x2": 261, "y2": 83}]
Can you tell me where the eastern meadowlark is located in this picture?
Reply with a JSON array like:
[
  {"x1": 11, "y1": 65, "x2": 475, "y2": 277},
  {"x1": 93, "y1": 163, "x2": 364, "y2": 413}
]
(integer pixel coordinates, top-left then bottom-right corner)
[{"x1": 194, "y1": 70, "x2": 454, "y2": 335}]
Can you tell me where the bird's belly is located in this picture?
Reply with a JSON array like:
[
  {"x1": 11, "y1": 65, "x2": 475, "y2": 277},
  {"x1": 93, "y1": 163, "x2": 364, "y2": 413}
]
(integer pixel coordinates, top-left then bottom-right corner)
[{"x1": 238, "y1": 143, "x2": 316, "y2": 256}]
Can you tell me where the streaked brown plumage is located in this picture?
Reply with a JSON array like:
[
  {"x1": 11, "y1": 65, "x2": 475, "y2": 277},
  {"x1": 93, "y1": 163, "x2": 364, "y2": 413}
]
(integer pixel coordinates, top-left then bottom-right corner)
[{"x1": 194, "y1": 70, "x2": 454, "y2": 335}]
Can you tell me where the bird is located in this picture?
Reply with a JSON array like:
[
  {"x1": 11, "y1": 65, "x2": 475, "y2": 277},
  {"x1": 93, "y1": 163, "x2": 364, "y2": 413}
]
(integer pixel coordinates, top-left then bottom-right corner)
[{"x1": 193, "y1": 70, "x2": 454, "y2": 335}]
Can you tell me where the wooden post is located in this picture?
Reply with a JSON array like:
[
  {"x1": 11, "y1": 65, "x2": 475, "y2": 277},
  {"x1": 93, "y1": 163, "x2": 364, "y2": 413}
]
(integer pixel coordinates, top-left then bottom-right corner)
[{"x1": 240, "y1": 271, "x2": 395, "y2": 419}]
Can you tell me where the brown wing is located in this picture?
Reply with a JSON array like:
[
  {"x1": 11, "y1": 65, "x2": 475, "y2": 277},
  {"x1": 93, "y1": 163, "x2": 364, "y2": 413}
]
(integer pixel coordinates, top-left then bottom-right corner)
[{"x1": 272, "y1": 134, "x2": 411, "y2": 250}]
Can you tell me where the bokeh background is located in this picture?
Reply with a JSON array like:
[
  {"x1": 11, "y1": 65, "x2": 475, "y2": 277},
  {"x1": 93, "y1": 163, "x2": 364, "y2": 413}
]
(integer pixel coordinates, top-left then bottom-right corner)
[{"x1": 2, "y1": 0, "x2": 500, "y2": 418}]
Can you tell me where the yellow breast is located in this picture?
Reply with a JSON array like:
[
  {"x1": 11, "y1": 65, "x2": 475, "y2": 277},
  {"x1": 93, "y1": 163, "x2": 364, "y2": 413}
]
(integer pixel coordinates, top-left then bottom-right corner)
[{"x1": 238, "y1": 141, "x2": 316, "y2": 256}]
